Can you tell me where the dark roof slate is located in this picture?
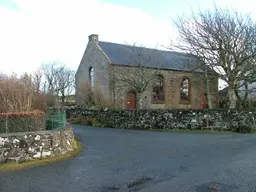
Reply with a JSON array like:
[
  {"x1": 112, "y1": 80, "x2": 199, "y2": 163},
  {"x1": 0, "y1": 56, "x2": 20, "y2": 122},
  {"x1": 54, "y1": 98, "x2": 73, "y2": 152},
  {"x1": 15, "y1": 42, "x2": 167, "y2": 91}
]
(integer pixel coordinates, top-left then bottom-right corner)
[{"x1": 98, "y1": 41, "x2": 202, "y2": 72}]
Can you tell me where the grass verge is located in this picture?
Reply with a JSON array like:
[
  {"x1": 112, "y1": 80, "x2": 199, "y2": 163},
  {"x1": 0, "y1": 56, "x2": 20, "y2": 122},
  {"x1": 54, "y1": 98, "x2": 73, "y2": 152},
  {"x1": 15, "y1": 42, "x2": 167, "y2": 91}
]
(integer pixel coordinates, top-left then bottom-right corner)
[
  {"x1": 0, "y1": 139, "x2": 83, "y2": 172},
  {"x1": 148, "y1": 128, "x2": 245, "y2": 134}
]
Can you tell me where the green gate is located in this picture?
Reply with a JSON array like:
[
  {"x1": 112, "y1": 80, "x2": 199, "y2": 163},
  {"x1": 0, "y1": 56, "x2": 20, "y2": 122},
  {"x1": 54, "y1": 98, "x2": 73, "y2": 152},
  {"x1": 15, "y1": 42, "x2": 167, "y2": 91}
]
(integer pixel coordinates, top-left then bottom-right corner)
[{"x1": 46, "y1": 110, "x2": 66, "y2": 130}]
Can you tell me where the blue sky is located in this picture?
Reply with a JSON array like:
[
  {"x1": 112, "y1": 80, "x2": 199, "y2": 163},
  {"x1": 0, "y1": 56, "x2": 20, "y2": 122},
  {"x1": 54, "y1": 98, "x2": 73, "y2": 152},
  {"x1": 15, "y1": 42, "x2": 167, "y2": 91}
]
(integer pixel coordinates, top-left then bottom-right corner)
[
  {"x1": 0, "y1": 0, "x2": 255, "y2": 75},
  {"x1": 0, "y1": 0, "x2": 18, "y2": 8},
  {"x1": 101, "y1": 0, "x2": 255, "y2": 18}
]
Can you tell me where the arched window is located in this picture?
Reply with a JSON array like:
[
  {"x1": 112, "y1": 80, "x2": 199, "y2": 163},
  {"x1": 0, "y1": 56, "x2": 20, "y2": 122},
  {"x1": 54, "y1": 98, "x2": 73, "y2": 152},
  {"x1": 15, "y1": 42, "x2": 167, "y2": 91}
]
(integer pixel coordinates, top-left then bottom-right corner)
[
  {"x1": 89, "y1": 67, "x2": 94, "y2": 88},
  {"x1": 180, "y1": 77, "x2": 190, "y2": 101},
  {"x1": 152, "y1": 75, "x2": 164, "y2": 102}
]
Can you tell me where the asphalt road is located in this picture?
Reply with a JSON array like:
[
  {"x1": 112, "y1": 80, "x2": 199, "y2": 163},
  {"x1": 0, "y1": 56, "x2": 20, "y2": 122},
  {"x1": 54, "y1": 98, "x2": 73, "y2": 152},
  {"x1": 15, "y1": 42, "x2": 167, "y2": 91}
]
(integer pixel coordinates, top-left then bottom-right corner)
[{"x1": 1, "y1": 125, "x2": 256, "y2": 192}]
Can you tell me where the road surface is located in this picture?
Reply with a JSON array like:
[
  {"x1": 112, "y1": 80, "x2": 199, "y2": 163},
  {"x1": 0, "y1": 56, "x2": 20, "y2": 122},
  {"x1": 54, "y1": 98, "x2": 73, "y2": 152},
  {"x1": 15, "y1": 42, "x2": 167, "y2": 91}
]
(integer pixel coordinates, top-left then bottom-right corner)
[{"x1": 1, "y1": 125, "x2": 256, "y2": 192}]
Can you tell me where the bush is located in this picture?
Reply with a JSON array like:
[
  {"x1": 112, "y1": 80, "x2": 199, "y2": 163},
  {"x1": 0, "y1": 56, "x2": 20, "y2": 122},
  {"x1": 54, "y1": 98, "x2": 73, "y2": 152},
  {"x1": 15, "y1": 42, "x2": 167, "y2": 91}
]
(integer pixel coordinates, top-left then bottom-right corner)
[
  {"x1": 0, "y1": 73, "x2": 46, "y2": 113},
  {"x1": 0, "y1": 110, "x2": 44, "y2": 118},
  {"x1": 76, "y1": 80, "x2": 120, "y2": 109},
  {"x1": 0, "y1": 110, "x2": 45, "y2": 133}
]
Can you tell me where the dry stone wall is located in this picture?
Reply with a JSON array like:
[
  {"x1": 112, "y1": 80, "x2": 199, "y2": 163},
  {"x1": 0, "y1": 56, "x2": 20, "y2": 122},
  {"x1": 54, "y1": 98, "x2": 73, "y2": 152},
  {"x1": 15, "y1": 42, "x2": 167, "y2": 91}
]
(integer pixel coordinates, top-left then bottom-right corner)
[
  {"x1": 66, "y1": 106, "x2": 256, "y2": 133},
  {"x1": 0, "y1": 123, "x2": 76, "y2": 163}
]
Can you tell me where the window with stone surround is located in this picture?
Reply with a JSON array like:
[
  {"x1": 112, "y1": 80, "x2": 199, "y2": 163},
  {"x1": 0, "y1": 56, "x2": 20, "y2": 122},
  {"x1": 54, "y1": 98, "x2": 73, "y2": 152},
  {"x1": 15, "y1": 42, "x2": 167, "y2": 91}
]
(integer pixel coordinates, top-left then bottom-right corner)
[
  {"x1": 89, "y1": 67, "x2": 94, "y2": 88},
  {"x1": 180, "y1": 77, "x2": 190, "y2": 101},
  {"x1": 152, "y1": 75, "x2": 164, "y2": 102}
]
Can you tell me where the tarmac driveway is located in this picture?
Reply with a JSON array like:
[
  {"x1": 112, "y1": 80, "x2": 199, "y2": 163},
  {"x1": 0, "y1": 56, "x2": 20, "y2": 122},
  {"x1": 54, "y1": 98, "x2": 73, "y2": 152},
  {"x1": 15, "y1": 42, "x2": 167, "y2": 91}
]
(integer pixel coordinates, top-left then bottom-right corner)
[{"x1": 1, "y1": 125, "x2": 256, "y2": 192}]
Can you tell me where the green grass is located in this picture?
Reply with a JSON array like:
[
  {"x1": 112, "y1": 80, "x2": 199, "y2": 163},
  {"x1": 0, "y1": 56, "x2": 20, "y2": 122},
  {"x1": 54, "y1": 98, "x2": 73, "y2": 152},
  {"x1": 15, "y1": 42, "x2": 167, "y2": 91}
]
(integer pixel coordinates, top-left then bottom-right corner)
[
  {"x1": 0, "y1": 139, "x2": 83, "y2": 172},
  {"x1": 147, "y1": 128, "x2": 252, "y2": 134},
  {"x1": 149, "y1": 128, "x2": 225, "y2": 133}
]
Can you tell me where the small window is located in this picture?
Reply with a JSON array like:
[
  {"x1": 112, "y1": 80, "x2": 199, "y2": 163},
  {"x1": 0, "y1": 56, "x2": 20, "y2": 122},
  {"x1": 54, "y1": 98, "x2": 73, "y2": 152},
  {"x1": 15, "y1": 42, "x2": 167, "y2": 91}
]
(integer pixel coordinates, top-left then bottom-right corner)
[
  {"x1": 89, "y1": 67, "x2": 94, "y2": 88},
  {"x1": 152, "y1": 75, "x2": 164, "y2": 102},
  {"x1": 180, "y1": 77, "x2": 190, "y2": 101}
]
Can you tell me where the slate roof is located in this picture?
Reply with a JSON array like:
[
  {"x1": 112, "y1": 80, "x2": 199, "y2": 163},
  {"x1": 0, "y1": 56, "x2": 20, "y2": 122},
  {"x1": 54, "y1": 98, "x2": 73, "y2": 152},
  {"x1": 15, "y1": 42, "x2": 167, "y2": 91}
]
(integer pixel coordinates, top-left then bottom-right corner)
[{"x1": 98, "y1": 41, "x2": 202, "y2": 72}]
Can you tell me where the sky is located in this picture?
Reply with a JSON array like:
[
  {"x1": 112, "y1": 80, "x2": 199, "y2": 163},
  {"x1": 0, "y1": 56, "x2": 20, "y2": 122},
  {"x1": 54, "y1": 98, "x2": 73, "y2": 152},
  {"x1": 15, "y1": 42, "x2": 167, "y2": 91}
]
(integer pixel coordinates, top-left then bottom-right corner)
[{"x1": 0, "y1": 0, "x2": 255, "y2": 76}]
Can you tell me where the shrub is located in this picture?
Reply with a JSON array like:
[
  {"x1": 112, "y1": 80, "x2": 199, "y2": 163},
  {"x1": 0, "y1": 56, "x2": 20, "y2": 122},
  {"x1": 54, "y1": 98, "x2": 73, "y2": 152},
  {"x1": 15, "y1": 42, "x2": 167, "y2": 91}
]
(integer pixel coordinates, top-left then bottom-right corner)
[
  {"x1": 0, "y1": 110, "x2": 44, "y2": 118},
  {"x1": 76, "y1": 80, "x2": 120, "y2": 109},
  {"x1": 0, "y1": 74, "x2": 46, "y2": 113},
  {"x1": 0, "y1": 110, "x2": 45, "y2": 133}
]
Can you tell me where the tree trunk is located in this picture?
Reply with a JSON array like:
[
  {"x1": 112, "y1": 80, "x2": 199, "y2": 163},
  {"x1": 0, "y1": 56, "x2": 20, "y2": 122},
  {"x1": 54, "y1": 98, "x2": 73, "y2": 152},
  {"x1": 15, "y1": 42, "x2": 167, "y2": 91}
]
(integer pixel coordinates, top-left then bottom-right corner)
[
  {"x1": 242, "y1": 82, "x2": 249, "y2": 108},
  {"x1": 203, "y1": 65, "x2": 213, "y2": 109},
  {"x1": 46, "y1": 89, "x2": 55, "y2": 107},
  {"x1": 137, "y1": 93, "x2": 143, "y2": 109},
  {"x1": 205, "y1": 73, "x2": 213, "y2": 109},
  {"x1": 61, "y1": 94, "x2": 65, "y2": 105},
  {"x1": 228, "y1": 86, "x2": 237, "y2": 108}
]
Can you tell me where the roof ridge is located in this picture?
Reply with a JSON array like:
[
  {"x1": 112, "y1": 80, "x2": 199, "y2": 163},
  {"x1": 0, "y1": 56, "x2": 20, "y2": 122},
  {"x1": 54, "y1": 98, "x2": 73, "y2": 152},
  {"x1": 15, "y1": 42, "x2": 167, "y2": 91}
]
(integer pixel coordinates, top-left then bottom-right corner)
[
  {"x1": 98, "y1": 41, "x2": 197, "y2": 59},
  {"x1": 97, "y1": 40, "x2": 202, "y2": 72},
  {"x1": 99, "y1": 41, "x2": 174, "y2": 54}
]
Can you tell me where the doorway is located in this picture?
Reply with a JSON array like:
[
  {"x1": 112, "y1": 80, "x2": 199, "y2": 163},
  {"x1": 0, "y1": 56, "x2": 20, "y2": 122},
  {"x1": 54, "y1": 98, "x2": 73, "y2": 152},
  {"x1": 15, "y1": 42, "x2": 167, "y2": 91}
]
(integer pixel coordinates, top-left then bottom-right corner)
[{"x1": 126, "y1": 91, "x2": 136, "y2": 109}]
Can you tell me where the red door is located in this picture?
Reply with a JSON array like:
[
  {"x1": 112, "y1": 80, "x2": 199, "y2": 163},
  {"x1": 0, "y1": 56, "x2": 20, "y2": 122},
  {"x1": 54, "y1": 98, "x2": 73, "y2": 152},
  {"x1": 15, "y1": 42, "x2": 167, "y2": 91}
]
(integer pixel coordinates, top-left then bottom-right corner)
[
  {"x1": 126, "y1": 92, "x2": 136, "y2": 109},
  {"x1": 201, "y1": 93, "x2": 208, "y2": 108}
]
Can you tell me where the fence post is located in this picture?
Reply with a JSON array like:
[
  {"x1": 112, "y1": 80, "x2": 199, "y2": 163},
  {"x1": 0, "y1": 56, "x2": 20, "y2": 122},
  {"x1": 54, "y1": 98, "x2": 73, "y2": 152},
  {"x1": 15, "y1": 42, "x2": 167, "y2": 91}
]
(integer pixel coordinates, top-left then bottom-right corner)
[{"x1": 63, "y1": 112, "x2": 66, "y2": 128}]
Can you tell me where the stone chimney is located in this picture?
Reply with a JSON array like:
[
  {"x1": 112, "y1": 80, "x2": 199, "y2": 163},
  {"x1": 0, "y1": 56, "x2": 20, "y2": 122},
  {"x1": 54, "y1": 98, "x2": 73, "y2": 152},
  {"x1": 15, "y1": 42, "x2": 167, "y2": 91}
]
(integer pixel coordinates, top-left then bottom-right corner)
[{"x1": 88, "y1": 34, "x2": 99, "y2": 43}]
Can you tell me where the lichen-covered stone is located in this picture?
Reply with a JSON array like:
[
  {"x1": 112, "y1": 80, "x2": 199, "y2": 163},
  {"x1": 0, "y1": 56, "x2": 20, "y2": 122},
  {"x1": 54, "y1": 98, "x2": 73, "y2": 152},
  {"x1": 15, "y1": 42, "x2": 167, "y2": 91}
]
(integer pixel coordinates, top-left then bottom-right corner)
[
  {"x1": 33, "y1": 152, "x2": 41, "y2": 158},
  {"x1": 28, "y1": 147, "x2": 35, "y2": 153},
  {"x1": 42, "y1": 151, "x2": 52, "y2": 157},
  {"x1": 66, "y1": 107, "x2": 256, "y2": 132},
  {"x1": 34, "y1": 135, "x2": 41, "y2": 141},
  {"x1": 0, "y1": 137, "x2": 9, "y2": 146},
  {"x1": 0, "y1": 124, "x2": 76, "y2": 163}
]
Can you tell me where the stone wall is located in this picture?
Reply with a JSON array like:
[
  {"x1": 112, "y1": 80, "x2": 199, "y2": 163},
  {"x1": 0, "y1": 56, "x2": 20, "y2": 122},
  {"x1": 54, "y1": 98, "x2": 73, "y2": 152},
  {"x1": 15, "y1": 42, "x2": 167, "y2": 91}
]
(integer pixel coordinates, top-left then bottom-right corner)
[
  {"x1": 75, "y1": 35, "x2": 218, "y2": 110},
  {"x1": 111, "y1": 65, "x2": 219, "y2": 109},
  {"x1": 75, "y1": 38, "x2": 110, "y2": 105},
  {"x1": 0, "y1": 123, "x2": 76, "y2": 163},
  {"x1": 66, "y1": 107, "x2": 256, "y2": 133}
]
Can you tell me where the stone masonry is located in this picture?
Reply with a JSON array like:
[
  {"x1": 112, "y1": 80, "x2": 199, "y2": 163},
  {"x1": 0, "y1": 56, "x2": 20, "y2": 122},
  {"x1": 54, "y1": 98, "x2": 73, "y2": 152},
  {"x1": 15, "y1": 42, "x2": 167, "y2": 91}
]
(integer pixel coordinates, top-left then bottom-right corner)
[
  {"x1": 66, "y1": 107, "x2": 256, "y2": 133},
  {"x1": 75, "y1": 34, "x2": 219, "y2": 109},
  {"x1": 111, "y1": 65, "x2": 218, "y2": 109},
  {"x1": 0, "y1": 123, "x2": 76, "y2": 163}
]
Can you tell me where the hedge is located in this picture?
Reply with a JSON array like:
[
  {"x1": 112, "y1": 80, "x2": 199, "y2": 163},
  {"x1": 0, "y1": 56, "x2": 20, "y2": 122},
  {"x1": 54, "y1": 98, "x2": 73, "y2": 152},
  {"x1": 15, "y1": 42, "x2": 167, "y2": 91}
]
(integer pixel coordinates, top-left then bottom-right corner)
[{"x1": 0, "y1": 110, "x2": 45, "y2": 133}]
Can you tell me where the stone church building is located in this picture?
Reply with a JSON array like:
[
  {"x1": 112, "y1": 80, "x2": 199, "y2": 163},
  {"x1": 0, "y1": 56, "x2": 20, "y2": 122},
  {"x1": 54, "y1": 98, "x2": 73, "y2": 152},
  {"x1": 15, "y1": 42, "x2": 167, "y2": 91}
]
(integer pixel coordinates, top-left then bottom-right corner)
[{"x1": 75, "y1": 34, "x2": 218, "y2": 109}]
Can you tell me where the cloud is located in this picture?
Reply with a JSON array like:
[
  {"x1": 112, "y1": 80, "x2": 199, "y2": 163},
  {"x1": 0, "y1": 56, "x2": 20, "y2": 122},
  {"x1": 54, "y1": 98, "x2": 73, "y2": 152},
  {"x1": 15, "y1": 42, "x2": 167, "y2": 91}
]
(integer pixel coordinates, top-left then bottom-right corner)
[{"x1": 0, "y1": 0, "x2": 177, "y2": 74}]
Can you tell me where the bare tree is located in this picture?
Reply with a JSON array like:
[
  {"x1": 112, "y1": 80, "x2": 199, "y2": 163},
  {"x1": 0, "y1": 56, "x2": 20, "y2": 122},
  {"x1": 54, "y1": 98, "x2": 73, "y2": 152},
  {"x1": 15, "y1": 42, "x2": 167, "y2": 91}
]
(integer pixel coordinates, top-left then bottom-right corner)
[
  {"x1": 189, "y1": 64, "x2": 219, "y2": 109},
  {"x1": 0, "y1": 73, "x2": 46, "y2": 112},
  {"x1": 42, "y1": 61, "x2": 75, "y2": 106},
  {"x1": 76, "y1": 80, "x2": 94, "y2": 106},
  {"x1": 57, "y1": 69, "x2": 75, "y2": 104},
  {"x1": 112, "y1": 43, "x2": 163, "y2": 109},
  {"x1": 172, "y1": 6, "x2": 256, "y2": 108},
  {"x1": 32, "y1": 67, "x2": 44, "y2": 93},
  {"x1": 76, "y1": 80, "x2": 113, "y2": 108}
]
